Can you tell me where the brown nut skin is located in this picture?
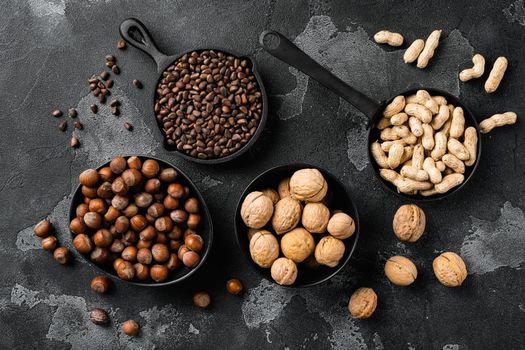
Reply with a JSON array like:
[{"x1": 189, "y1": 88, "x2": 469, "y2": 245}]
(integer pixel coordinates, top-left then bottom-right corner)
[
  {"x1": 76, "y1": 204, "x2": 89, "y2": 218},
  {"x1": 384, "y1": 256, "x2": 418, "y2": 286},
  {"x1": 271, "y1": 197, "x2": 302, "y2": 234},
  {"x1": 348, "y1": 287, "x2": 377, "y2": 319},
  {"x1": 89, "y1": 308, "x2": 110, "y2": 326},
  {"x1": 110, "y1": 239, "x2": 125, "y2": 254},
  {"x1": 226, "y1": 279, "x2": 244, "y2": 295},
  {"x1": 193, "y1": 291, "x2": 211, "y2": 308},
  {"x1": 127, "y1": 156, "x2": 142, "y2": 170},
  {"x1": 151, "y1": 243, "x2": 170, "y2": 263},
  {"x1": 130, "y1": 215, "x2": 147, "y2": 232},
  {"x1": 182, "y1": 251, "x2": 200, "y2": 267},
  {"x1": 159, "y1": 168, "x2": 177, "y2": 183},
  {"x1": 155, "y1": 217, "x2": 173, "y2": 232},
  {"x1": 79, "y1": 169, "x2": 100, "y2": 187},
  {"x1": 122, "y1": 246, "x2": 138, "y2": 262},
  {"x1": 115, "y1": 216, "x2": 130, "y2": 234},
  {"x1": 327, "y1": 212, "x2": 355, "y2": 239},
  {"x1": 98, "y1": 167, "x2": 114, "y2": 182},
  {"x1": 150, "y1": 264, "x2": 169, "y2": 282},
  {"x1": 187, "y1": 214, "x2": 201, "y2": 230},
  {"x1": 135, "y1": 192, "x2": 153, "y2": 208},
  {"x1": 432, "y1": 252, "x2": 467, "y2": 287},
  {"x1": 41, "y1": 236, "x2": 57, "y2": 251},
  {"x1": 123, "y1": 204, "x2": 139, "y2": 218},
  {"x1": 289, "y1": 168, "x2": 328, "y2": 202},
  {"x1": 184, "y1": 198, "x2": 199, "y2": 213},
  {"x1": 302, "y1": 203, "x2": 330, "y2": 234},
  {"x1": 122, "y1": 168, "x2": 142, "y2": 187},
  {"x1": 393, "y1": 204, "x2": 426, "y2": 242},
  {"x1": 111, "y1": 194, "x2": 129, "y2": 211},
  {"x1": 163, "y1": 195, "x2": 179, "y2": 210},
  {"x1": 270, "y1": 258, "x2": 298, "y2": 286},
  {"x1": 144, "y1": 178, "x2": 161, "y2": 193},
  {"x1": 261, "y1": 188, "x2": 280, "y2": 205},
  {"x1": 142, "y1": 159, "x2": 160, "y2": 178},
  {"x1": 53, "y1": 247, "x2": 70, "y2": 264},
  {"x1": 104, "y1": 206, "x2": 120, "y2": 223},
  {"x1": 117, "y1": 261, "x2": 135, "y2": 280},
  {"x1": 185, "y1": 234, "x2": 203, "y2": 253},
  {"x1": 90, "y1": 247, "x2": 110, "y2": 264},
  {"x1": 34, "y1": 219, "x2": 52, "y2": 237},
  {"x1": 82, "y1": 186, "x2": 98, "y2": 198},
  {"x1": 93, "y1": 229, "x2": 113, "y2": 247},
  {"x1": 134, "y1": 263, "x2": 149, "y2": 280},
  {"x1": 277, "y1": 177, "x2": 291, "y2": 198},
  {"x1": 139, "y1": 225, "x2": 157, "y2": 241},
  {"x1": 281, "y1": 228, "x2": 315, "y2": 263},
  {"x1": 73, "y1": 234, "x2": 93, "y2": 254},
  {"x1": 90, "y1": 276, "x2": 110, "y2": 293},
  {"x1": 84, "y1": 212, "x2": 102, "y2": 230},
  {"x1": 97, "y1": 182, "x2": 113, "y2": 199},
  {"x1": 110, "y1": 156, "x2": 127, "y2": 174},
  {"x1": 167, "y1": 183, "x2": 185, "y2": 199},
  {"x1": 240, "y1": 191, "x2": 274, "y2": 229},
  {"x1": 166, "y1": 253, "x2": 179, "y2": 270},
  {"x1": 314, "y1": 236, "x2": 345, "y2": 267},
  {"x1": 249, "y1": 230, "x2": 279, "y2": 268},
  {"x1": 122, "y1": 320, "x2": 140, "y2": 336},
  {"x1": 137, "y1": 248, "x2": 153, "y2": 264},
  {"x1": 70, "y1": 217, "x2": 86, "y2": 235}
]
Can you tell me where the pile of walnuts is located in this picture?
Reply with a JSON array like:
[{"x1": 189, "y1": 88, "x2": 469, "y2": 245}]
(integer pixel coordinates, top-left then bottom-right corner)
[{"x1": 240, "y1": 168, "x2": 356, "y2": 286}]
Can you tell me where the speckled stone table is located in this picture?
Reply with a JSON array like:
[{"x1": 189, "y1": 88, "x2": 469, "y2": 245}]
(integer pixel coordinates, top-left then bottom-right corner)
[{"x1": 1, "y1": 0, "x2": 524, "y2": 349}]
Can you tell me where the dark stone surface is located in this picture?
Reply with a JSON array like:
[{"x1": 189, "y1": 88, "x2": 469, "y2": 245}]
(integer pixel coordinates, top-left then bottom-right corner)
[{"x1": 1, "y1": 0, "x2": 524, "y2": 349}]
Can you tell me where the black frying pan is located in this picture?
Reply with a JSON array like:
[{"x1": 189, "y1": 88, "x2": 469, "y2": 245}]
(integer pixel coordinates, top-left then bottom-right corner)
[
  {"x1": 259, "y1": 30, "x2": 482, "y2": 201},
  {"x1": 119, "y1": 18, "x2": 268, "y2": 164}
]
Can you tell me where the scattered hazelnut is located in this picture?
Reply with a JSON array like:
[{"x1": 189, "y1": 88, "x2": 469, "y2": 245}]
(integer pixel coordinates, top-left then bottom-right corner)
[
  {"x1": 193, "y1": 291, "x2": 211, "y2": 309},
  {"x1": 271, "y1": 257, "x2": 298, "y2": 285},
  {"x1": 134, "y1": 263, "x2": 149, "y2": 280},
  {"x1": 182, "y1": 251, "x2": 200, "y2": 267},
  {"x1": 392, "y1": 204, "x2": 426, "y2": 242},
  {"x1": 159, "y1": 168, "x2": 177, "y2": 182},
  {"x1": 302, "y1": 203, "x2": 330, "y2": 233},
  {"x1": 79, "y1": 169, "x2": 100, "y2": 187},
  {"x1": 90, "y1": 276, "x2": 110, "y2": 293},
  {"x1": 122, "y1": 320, "x2": 140, "y2": 336},
  {"x1": 167, "y1": 183, "x2": 185, "y2": 198},
  {"x1": 226, "y1": 278, "x2": 244, "y2": 295},
  {"x1": 327, "y1": 212, "x2": 355, "y2": 239},
  {"x1": 314, "y1": 236, "x2": 345, "y2": 267},
  {"x1": 89, "y1": 308, "x2": 110, "y2": 326},
  {"x1": 84, "y1": 212, "x2": 102, "y2": 230},
  {"x1": 185, "y1": 234, "x2": 203, "y2": 253},
  {"x1": 177, "y1": 245, "x2": 190, "y2": 260},
  {"x1": 150, "y1": 264, "x2": 168, "y2": 282},
  {"x1": 127, "y1": 156, "x2": 142, "y2": 170},
  {"x1": 432, "y1": 252, "x2": 467, "y2": 287},
  {"x1": 240, "y1": 191, "x2": 274, "y2": 229},
  {"x1": 348, "y1": 288, "x2": 377, "y2": 319},
  {"x1": 277, "y1": 177, "x2": 291, "y2": 198},
  {"x1": 34, "y1": 219, "x2": 52, "y2": 237},
  {"x1": 384, "y1": 255, "x2": 418, "y2": 286},
  {"x1": 249, "y1": 231, "x2": 279, "y2": 268},
  {"x1": 122, "y1": 246, "x2": 138, "y2": 262},
  {"x1": 289, "y1": 168, "x2": 328, "y2": 202},
  {"x1": 53, "y1": 247, "x2": 70, "y2": 264},
  {"x1": 142, "y1": 159, "x2": 160, "y2": 178},
  {"x1": 151, "y1": 243, "x2": 170, "y2": 263},
  {"x1": 122, "y1": 168, "x2": 143, "y2": 187},
  {"x1": 110, "y1": 156, "x2": 127, "y2": 174},
  {"x1": 41, "y1": 236, "x2": 57, "y2": 251},
  {"x1": 117, "y1": 261, "x2": 135, "y2": 280},
  {"x1": 261, "y1": 188, "x2": 279, "y2": 205},
  {"x1": 272, "y1": 197, "x2": 302, "y2": 234},
  {"x1": 281, "y1": 228, "x2": 315, "y2": 263},
  {"x1": 73, "y1": 234, "x2": 93, "y2": 254}
]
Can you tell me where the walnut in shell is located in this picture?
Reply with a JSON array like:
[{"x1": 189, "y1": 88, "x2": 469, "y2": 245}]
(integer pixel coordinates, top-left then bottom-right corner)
[
  {"x1": 314, "y1": 235, "x2": 345, "y2": 267},
  {"x1": 392, "y1": 204, "x2": 426, "y2": 242},
  {"x1": 302, "y1": 203, "x2": 330, "y2": 233},
  {"x1": 289, "y1": 168, "x2": 328, "y2": 202},
  {"x1": 247, "y1": 228, "x2": 261, "y2": 242},
  {"x1": 272, "y1": 197, "x2": 302, "y2": 234},
  {"x1": 327, "y1": 212, "x2": 355, "y2": 239},
  {"x1": 271, "y1": 257, "x2": 298, "y2": 285},
  {"x1": 432, "y1": 252, "x2": 467, "y2": 287},
  {"x1": 280, "y1": 228, "x2": 315, "y2": 263},
  {"x1": 240, "y1": 191, "x2": 274, "y2": 229},
  {"x1": 348, "y1": 287, "x2": 377, "y2": 319},
  {"x1": 249, "y1": 231, "x2": 279, "y2": 268},
  {"x1": 261, "y1": 188, "x2": 280, "y2": 205},
  {"x1": 277, "y1": 177, "x2": 291, "y2": 198},
  {"x1": 384, "y1": 255, "x2": 418, "y2": 286}
]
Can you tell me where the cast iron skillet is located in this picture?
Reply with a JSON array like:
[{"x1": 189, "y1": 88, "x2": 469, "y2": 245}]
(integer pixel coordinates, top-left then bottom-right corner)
[
  {"x1": 259, "y1": 30, "x2": 482, "y2": 201},
  {"x1": 69, "y1": 155, "x2": 213, "y2": 287},
  {"x1": 119, "y1": 18, "x2": 268, "y2": 164},
  {"x1": 234, "y1": 163, "x2": 360, "y2": 288}
]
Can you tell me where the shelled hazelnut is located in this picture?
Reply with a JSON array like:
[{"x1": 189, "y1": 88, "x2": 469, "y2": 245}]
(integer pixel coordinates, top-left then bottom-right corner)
[
  {"x1": 89, "y1": 308, "x2": 110, "y2": 326},
  {"x1": 41, "y1": 236, "x2": 57, "y2": 251},
  {"x1": 34, "y1": 219, "x2": 52, "y2": 237},
  {"x1": 226, "y1": 278, "x2": 244, "y2": 295},
  {"x1": 90, "y1": 276, "x2": 110, "y2": 293},
  {"x1": 150, "y1": 264, "x2": 168, "y2": 282},
  {"x1": 193, "y1": 291, "x2": 211, "y2": 309},
  {"x1": 53, "y1": 247, "x2": 70, "y2": 264},
  {"x1": 122, "y1": 320, "x2": 140, "y2": 336}
]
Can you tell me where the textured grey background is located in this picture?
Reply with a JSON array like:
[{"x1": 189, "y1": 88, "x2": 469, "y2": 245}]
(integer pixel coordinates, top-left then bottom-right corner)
[{"x1": 1, "y1": 0, "x2": 524, "y2": 349}]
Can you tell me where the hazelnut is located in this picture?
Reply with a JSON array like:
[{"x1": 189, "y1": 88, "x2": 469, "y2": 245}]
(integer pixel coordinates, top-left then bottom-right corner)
[
  {"x1": 151, "y1": 243, "x2": 170, "y2": 263},
  {"x1": 159, "y1": 168, "x2": 177, "y2": 182},
  {"x1": 240, "y1": 191, "x2": 274, "y2": 229},
  {"x1": 139, "y1": 225, "x2": 157, "y2": 241},
  {"x1": 53, "y1": 247, "x2": 70, "y2": 264},
  {"x1": 121, "y1": 231, "x2": 137, "y2": 246},
  {"x1": 184, "y1": 198, "x2": 199, "y2": 213},
  {"x1": 272, "y1": 197, "x2": 302, "y2": 234},
  {"x1": 137, "y1": 248, "x2": 153, "y2": 264},
  {"x1": 384, "y1": 256, "x2": 418, "y2": 286},
  {"x1": 155, "y1": 216, "x2": 173, "y2": 232},
  {"x1": 261, "y1": 188, "x2": 279, "y2": 205},
  {"x1": 90, "y1": 276, "x2": 110, "y2": 293},
  {"x1": 166, "y1": 253, "x2": 179, "y2": 270},
  {"x1": 314, "y1": 236, "x2": 345, "y2": 267},
  {"x1": 150, "y1": 264, "x2": 168, "y2": 282},
  {"x1": 110, "y1": 156, "x2": 127, "y2": 174},
  {"x1": 97, "y1": 182, "x2": 113, "y2": 199},
  {"x1": 82, "y1": 186, "x2": 98, "y2": 198},
  {"x1": 348, "y1": 288, "x2": 377, "y2": 319},
  {"x1": 392, "y1": 204, "x2": 426, "y2": 242},
  {"x1": 130, "y1": 215, "x2": 147, "y2": 232},
  {"x1": 163, "y1": 195, "x2": 179, "y2": 210},
  {"x1": 93, "y1": 229, "x2": 113, "y2": 247},
  {"x1": 137, "y1": 239, "x2": 153, "y2": 249},
  {"x1": 91, "y1": 247, "x2": 110, "y2": 264},
  {"x1": 182, "y1": 250, "x2": 200, "y2": 267},
  {"x1": 122, "y1": 168, "x2": 142, "y2": 187},
  {"x1": 144, "y1": 178, "x2": 161, "y2": 193},
  {"x1": 79, "y1": 169, "x2": 100, "y2": 187},
  {"x1": 104, "y1": 206, "x2": 120, "y2": 223},
  {"x1": 270, "y1": 257, "x2": 298, "y2": 285},
  {"x1": 187, "y1": 214, "x2": 201, "y2": 229},
  {"x1": 145, "y1": 213, "x2": 156, "y2": 224},
  {"x1": 289, "y1": 168, "x2": 328, "y2": 202},
  {"x1": 123, "y1": 204, "x2": 139, "y2": 218},
  {"x1": 113, "y1": 258, "x2": 124, "y2": 271},
  {"x1": 117, "y1": 261, "x2": 135, "y2": 280},
  {"x1": 73, "y1": 234, "x2": 93, "y2": 254},
  {"x1": 83, "y1": 196, "x2": 91, "y2": 204},
  {"x1": 115, "y1": 216, "x2": 130, "y2": 234},
  {"x1": 277, "y1": 177, "x2": 291, "y2": 198},
  {"x1": 169, "y1": 239, "x2": 182, "y2": 251},
  {"x1": 122, "y1": 320, "x2": 140, "y2": 336},
  {"x1": 111, "y1": 177, "x2": 128, "y2": 195},
  {"x1": 185, "y1": 234, "x2": 203, "y2": 253},
  {"x1": 147, "y1": 203, "x2": 165, "y2": 218},
  {"x1": 134, "y1": 263, "x2": 149, "y2": 280},
  {"x1": 34, "y1": 219, "x2": 53, "y2": 238},
  {"x1": 111, "y1": 194, "x2": 129, "y2": 211},
  {"x1": 70, "y1": 217, "x2": 86, "y2": 235},
  {"x1": 432, "y1": 252, "x2": 467, "y2": 287},
  {"x1": 89, "y1": 308, "x2": 110, "y2": 326},
  {"x1": 142, "y1": 159, "x2": 160, "y2": 178},
  {"x1": 170, "y1": 209, "x2": 188, "y2": 224},
  {"x1": 302, "y1": 203, "x2": 330, "y2": 233},
  {"x1": 98, "y1": 167, "x2": 114, "y2": 182},
  {"x1": 110, "y1": 239, "x2": 125, "y2": 253},
  {"x1": 135, "y1": 192, "x2": 153, "y2": 208},
  {"x1": 127, "y1": 156, "x2": 142, "y2": 170},
  {"x1": 167, "y1": 183, "x2": 185, "y2": 198},
  {"x1": 76, "y1": 204, "x2": 89, "y2": 218},
  {"x1": 184, "y1": 228, "x2": 196, "y2": 239},
  {"x1": 193, "y1": 291, "x2": 211, "y2": 308},
  {"x1": 249, "y1": 231, "x2": 279, "y2": 268},
  {"x1": 168, "y1": 226, "x2": 183, "y2": 240},
  {"x1": 226, "y1": 278, "x2": 244, "y2": 295},
  {"x1": 122, "y1": 246, "x2": 138, "y2": 261},
  {"x1": 280, "y1": 228, "x2": 315, "y2": 263},
  {"x1": 327, "y1": 212, "x2": 355, "y2": 239},
  {"x1": 177, "y1": 245, "x2": 190, "y2": 260}
]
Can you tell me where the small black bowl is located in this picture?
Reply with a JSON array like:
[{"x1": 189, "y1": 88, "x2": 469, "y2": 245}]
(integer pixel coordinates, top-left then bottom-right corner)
[
  {"x1": 69, "y1": 155, "x2": 213, "y2": 287},
  {"x1": 234, "y1": 163, "x2": 360, "y2": 288}
]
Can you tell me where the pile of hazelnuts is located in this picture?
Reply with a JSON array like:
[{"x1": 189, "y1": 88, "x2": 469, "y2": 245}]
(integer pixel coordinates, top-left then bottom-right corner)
[
  {"x1": 34, "y1": 219, "x2": 70, "y2": 264},
  {"x1": 70, "y1": 156, "x2": 205, "y2": 283}
]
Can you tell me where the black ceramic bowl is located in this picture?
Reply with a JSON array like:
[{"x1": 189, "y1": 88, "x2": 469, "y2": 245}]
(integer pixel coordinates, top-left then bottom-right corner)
[
  {"x1": 69, "y1": 155, "x2": 213, "y2": 287},
  {"x1": 234, "y1": 163, "x2": 360, "y2": 287}
]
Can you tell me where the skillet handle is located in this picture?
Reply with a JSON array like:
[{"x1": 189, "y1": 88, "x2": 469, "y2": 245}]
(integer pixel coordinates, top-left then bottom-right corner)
[
  {"x1": 119, "y1": 18, "x2": 171, "y2": 71},
  {"x1": 259, "y1": 30, "x2": 381, "y2": 121}
]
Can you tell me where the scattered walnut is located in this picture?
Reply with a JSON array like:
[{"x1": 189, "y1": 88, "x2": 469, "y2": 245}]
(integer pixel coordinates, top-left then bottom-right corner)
[
  {"x1": 348, "y1": 287, "x2": 377, "y2": 319},
  {"x1": 432, "y1": 252, "x2": 467, "y2": 287},
  {"x1": 327, "y1": 212, "x2": 355, "y2": 239},
  {"x1": 249, "y1": 231, "x2": 279, "y2": 268},
  {"x1": 302, "y1": 203, "x2": 330, "y2": 233},
  {"x1": 384, "y1": 255, "x2": 418, "y2": 286},
  {"x1": 289, "y1": 168, "x2": 328, "y2": 202},
  {"x1": 240, "y1": 191, "x2": 274, "y2": 229},
  {"x1": 261, "y1": 188, "x2": 280, "y2": 205},
  {"x1": 271, "y1": 257, "x2": 298, "y2": 285},
  {"x1": 392, "y1": 204, "x2": 426, "y2": 242},
  {"x1": 280, "y1": 228, "x2": 315, "y2": 263},
  {"x1": 314, "y1": 235, "x2": 345, "y2": 267},
  {"x1": 277, "y1": 177, "x2": 291, "y2": 198},
  {"x1": 272, "y1": 197, "x2": 302, "y2": 234}
]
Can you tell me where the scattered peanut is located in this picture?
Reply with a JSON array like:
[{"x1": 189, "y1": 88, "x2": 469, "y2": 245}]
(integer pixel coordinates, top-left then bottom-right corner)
[
  {"x1": 479, "y1": 112, "x2": 517, "y2": 134},
  {"x1": 374, "y1": 30, "x2": 404, "y2": 47},
  {"x1": 403, "y1": 39, "x2": 424, "y2": 63},
  {"x1": 417, "y1": 30, "x2": 441, "y2": 69},
  {"x1": 484, "y1": 56, "x2": 508, "y2": 93},
  {"x1": 459, "y1": 54, "x2": 485, "y2": 82}
]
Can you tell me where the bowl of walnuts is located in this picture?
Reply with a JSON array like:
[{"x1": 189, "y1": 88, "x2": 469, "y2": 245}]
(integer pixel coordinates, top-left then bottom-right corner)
[
  {"x1": 69, "y1": 155, "x2": 213, "y2": 286},
  {"x1": 234, "y1": 163, "x2": 360, "y2": 287}
]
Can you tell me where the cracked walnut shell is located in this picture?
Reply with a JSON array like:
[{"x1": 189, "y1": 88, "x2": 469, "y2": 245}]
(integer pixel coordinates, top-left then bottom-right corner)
[
  {"x1": 289, "y1": 168, "x2": 328, "y2": 202},
  {"x1": 272, "y1": 197, "x2": 302, "y2": 234},
  {"x1": 249, "y1": 231, "x2": 279, "y2": 268},
  {"x1": 280, "y1": 228, "x2": 315, "y2": 263},
  {"x1": 432, "y1": 252, "x2": 467, "y2": 287},
  {"x1": 327, "y1": 212, "x2": 355, "y2": 239},
  {"x1": 392, "y1": 204, "x2": 426, "y2": 242},
  {"x1": 348, "y1": 287, "x2": 377, "y2": 319},
  {"x1": 271, "y1": 257, "x2": 298, "y2": 285},
  {"x1": 241, "y1": 191, "x2": 274, "y2": 229},
  {"x1": 314, "y1": 235, "x2": 345, "y2": 267},
  {"x1": 384, "y1": 255, "x2": 418, "y2": 286},
  {"x1": 302, "y1": 203, "x2": 330, "y2": 234}
]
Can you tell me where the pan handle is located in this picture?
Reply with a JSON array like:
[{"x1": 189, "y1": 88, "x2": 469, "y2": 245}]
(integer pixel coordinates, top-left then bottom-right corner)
[
  {"x1": 259, "y1": 30, "x2": 381, "y2": 121},
  {"x1": 119, "y1": 18, "x2": 171, "y2": 71}
]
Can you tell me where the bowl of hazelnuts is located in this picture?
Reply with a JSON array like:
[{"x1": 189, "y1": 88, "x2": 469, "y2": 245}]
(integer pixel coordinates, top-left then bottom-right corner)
[
  {"x1": 69, "y1": 155, "x2": 213, "y2": 286},
  {"x1": 234, "y1": 163, "x2": 360, "y2": 287}
]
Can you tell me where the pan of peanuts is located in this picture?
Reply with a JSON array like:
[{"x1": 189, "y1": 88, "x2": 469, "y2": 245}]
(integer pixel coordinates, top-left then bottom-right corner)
[{"x1": 260, "y1": 30, "x2": 517, "y2": 200}]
